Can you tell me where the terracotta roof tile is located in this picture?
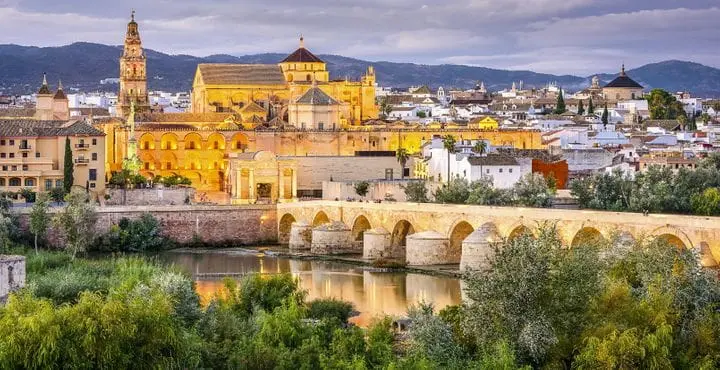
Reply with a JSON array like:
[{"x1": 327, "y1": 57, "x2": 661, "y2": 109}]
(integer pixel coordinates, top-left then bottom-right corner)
[{"x1": 197, "y1": 64, "x2": 286, "y2": 85}]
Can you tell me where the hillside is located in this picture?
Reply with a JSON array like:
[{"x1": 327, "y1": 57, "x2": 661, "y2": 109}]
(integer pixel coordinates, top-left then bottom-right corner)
[{"x1": 1, "y1": 43, "x2": 719, "y2": 97}]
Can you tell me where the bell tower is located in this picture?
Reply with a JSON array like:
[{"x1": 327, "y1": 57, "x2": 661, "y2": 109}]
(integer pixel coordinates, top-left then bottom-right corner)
[{"x1": 117, "y1": 10, "x2": 149, "y2": 118}]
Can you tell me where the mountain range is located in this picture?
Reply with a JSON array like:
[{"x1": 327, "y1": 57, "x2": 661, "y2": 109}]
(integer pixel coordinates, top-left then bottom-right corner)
[{"x1": 1, "y1": 42, "x2": 720, "y2": 97}]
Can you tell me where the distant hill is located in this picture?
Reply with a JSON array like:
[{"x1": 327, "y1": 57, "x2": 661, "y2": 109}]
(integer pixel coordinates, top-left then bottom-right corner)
[{"x1": 1, "y1": 42, "x2": 720, "y2": 97}]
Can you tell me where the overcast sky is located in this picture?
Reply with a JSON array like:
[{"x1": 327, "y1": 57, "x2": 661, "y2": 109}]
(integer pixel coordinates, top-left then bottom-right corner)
[{"x1": 1, "y1": 0, "x2": 718, "y2": 75}]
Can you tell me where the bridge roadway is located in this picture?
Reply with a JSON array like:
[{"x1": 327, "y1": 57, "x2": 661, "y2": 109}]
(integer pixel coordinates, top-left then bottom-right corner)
[{"x1": 277, "y1": 201, "x2": 720, "y2": 270}]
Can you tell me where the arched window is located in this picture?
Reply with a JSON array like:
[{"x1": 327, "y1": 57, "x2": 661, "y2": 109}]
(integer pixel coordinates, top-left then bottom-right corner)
[
  {"x1": 24, "y1": 178, "x2": 35, "y2": 187},
  {"x1": 9, "y1": 178, "x2": 21, "y2": 187},
  {"x1": 306, "y1": 74, "x2": 312, "y2": 82}
]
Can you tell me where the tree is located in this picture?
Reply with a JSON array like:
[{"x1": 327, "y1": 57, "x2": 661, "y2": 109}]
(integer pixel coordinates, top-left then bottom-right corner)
[
  {"x1": 396, "y1": 148, "x2": 410, "y2": 180},
  {"x1": 700, "y1": 113, "x2": 712, "y2": 125},
  {"x1": 434, "y1": 177, "x2": 470, "y2": 204},
  {"x1": 577, "y1": 99, "x2": 585, "y2": 116},
  {"x1": 0, "y1": 213, "x2": 11, "y2": 253},
  {"x1": 354, "y1": 181, "x2": 370, "y2": 199},
  {"x1": 691, "y1": 188, "x2": 720, "y2": 216},
  {"x1": 513, "y1": 173, "x2": 555, "y2": 208},
  {"x1": 601, "y1": 104, "x2": 609, "y2": 125},
  {"x1": 379, "y1": 97, "x2": 392, "y2": 119},
  {"x1": 466, "y1": 177, "x2": 512, "y2": 206},
  {"x1": 442, "y1": 135, "x2": 457, "y2": 183},
  {"x1": 54, "y1": 190, "x2": 97, "y2": 259},
  {"x1": 417, "y1": 111, "x2": 427, "y2": 118},
  {"x1": 646, "y1": 88, "x2": 686, "y2": 119},
  {"x1": 29, "y1": 192, "x2": 51, "y2": 254},
  {"x1": 554, "y1": 89, "x2": 566, "y2": 114},
  {"x1": 471, "y1": 140, "x2": 487, "y2": 155},
  {"x1": 403, "y1": 181, "x2": 430, "y2": 203},
  {"x1": 587, "y1": 98, "x2": 595, "y2": 116},
  {"x1": 63, "y1": 136, "x2": 74, "y2": 194}
]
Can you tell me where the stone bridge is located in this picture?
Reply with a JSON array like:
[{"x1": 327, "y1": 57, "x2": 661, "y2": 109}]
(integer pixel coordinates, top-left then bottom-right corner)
[{"x1": 277, "y1": 201, "x2": 720, "y2": 270}]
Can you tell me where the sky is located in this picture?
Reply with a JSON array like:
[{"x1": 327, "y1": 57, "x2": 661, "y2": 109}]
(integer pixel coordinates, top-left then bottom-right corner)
[{"x1": 1, "y1": 0, "x2": 718, "y2": 76}]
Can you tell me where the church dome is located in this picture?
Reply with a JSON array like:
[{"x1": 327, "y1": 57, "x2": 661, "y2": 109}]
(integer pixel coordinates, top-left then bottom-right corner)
[
  {"x1": 281, "y1": 36, "x2": 324, "y2": 63},
  {"x1": 604, "y1": 65, "x2": 643, "y2": 89}
]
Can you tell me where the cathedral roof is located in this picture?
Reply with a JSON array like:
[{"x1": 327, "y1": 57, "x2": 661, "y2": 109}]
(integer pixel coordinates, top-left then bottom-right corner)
[
  {"x1": 197, "y1": 64, "x2": 287, "y2": 86},
  {"x1": 281, "y1": 38, "x2": 324, "y2": 63},
  {"x1": 294, "y1": 86, "x2": 339, "y2": 105},
  {"x1": 240, "y1": 101, "x2": 266, "y2": 114},
  {"x1": 604, "y1": 65, "x2": 643, "y2": 89},
  {"x1": 38, "y1": 74, "x2": 51, "y2": 95},
  {"x1": 53, "y1": 82, "x2": 67, "y2": 100}
]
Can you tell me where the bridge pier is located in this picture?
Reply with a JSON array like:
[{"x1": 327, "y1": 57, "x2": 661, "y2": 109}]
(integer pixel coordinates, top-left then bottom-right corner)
[
  {"x1": 363, "y1": 228, "x2": 391, "y2": 259},
  {"x1": 460, "y1": 224, "x2": 500, "y2": 272},
  {"x1": 311, "y1": 222, "x2": 357, "y2": 255},
  {"x1": 406, "y1": 231, "x2": 452, "y2": 266},
  {"x1": 289, "y1": 222, "x2": 312, "y2": 250}
]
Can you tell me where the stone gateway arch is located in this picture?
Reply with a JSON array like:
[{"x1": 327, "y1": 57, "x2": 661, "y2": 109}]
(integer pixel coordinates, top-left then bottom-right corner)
[{"x1": 277, "y1": 201, "x2": 720, "y2": 271}]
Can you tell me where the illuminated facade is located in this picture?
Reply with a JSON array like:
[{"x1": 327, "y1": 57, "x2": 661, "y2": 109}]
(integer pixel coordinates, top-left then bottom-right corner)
[{"x1": 116, "y1": 11, "x2": 150, "y2": 118}]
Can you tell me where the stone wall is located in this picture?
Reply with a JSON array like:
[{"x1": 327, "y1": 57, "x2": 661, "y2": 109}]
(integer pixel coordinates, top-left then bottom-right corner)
[
  {"x1": 0, "y1": 256, "x2": 25, "y2": 304},
  {"x1": 291, "y1": 156, "x2": 413, "y2": 192},
  {"x1": 15, "y1": 205, "x2": 278, "y2": 246},
  {"x1": 322, "y1": 180, "x2": 441, "y2": 202},
  {"x1": 105, "y1": 187, "x2": 195, "y2": 206}
]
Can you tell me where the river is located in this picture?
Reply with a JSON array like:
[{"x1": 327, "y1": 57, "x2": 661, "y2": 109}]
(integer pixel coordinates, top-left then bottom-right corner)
[{"x1": 160, "y1": 250, "x2": 463, "y2": 326}]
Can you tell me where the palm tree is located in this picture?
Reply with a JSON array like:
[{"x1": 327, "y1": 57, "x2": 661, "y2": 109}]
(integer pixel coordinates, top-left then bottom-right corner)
[
  {"x1": 471, "y1": 140, "x2": 487, "y2": 155},
  {"x1": 396, "y1": 148, "x2": 410, "y2": 179},
  {"x1": 442, "y1": 135, "x2": 456, "y2": 183}
]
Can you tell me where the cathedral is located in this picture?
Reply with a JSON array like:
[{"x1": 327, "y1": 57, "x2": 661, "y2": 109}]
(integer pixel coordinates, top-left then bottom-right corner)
[{"x1": 116, "y1": 11, "x2": 150, "y2": 117}]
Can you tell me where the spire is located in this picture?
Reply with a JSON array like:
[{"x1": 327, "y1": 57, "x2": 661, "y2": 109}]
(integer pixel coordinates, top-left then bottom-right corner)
[
  {"x1": 299, "y1": 34, "x2": 305, "y2": 48},
  {"x1": 42, "y1": 73, "x2": 48, "y2": 86},
  {"x1": 131, "y1": 9, "x2": 135, "y2": 23},
  {"x1": 621, "y1": 63, "x2": 626, "y2": 76},
  {"x1": 38, "y1": 73, "x2": 51, "y2": 95},
  {"x1": 58, "y1": 79, "x2": 63, "y2": 90}
]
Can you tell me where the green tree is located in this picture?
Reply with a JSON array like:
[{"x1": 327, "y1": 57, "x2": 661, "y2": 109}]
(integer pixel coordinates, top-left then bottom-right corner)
[
  {"x1": 54, "y1": 190, "x2": 97, "y2": 259},
  {"x1": 700, "y1": 113, "x2": 712, "y2": 125},
  {"x1": 396, "y1": 148, "x2": 410, "y2": 179},
  {"x1": 691, "y1": 188, "x2": 720, "y2": 216},
  {"x1": 554, "y1": 89, "x2": 566, "y2": 114},
  {"x1": 587, "y1": 97, "x2": 595, "y2": 116},
  {"x1": 471, "y1": 140, "x2": 487, "y2": 155},
  {"x1": 434, "y1": 177, "x2": 470, "y2": 204},
  {"x1": 63, "y1": 136, "x2": 74, "y2": 193},
  {"x1": 601, "y1": 104, "x2": 609, "y2": 125},
  {"x1": 402, "y1": 180, "x2": 430, "y2": 203},
  {"x1": 466, "y1": 177, "x2": 512, "y2": 206},
  {"x1": 513, "y1": 173, "x2": 555, "y2": 208},
  {"x1": 379, "y1": 97, "x2": 392, "y2": 119},
  {"x1": 0, "y1": 213, "x2": 12, "y2": 253},
  {"x1": 646, "y1": 88, "x2": 686, "y2": 119},
  {"x1": 442, "y1": 135, "x2": 457, "y2": 183},
  {"x1": 577, "y1": 99, "x2": 585, "y2": 116},
  {"x1": 29, "y1": 192, "x2": 51, "y2": 254},
  {"x1": 417, "y1": 111, "x2": 427, "y2": 118},
  {"x1": 354, "y1": 181, "x2": 370, "y2": 199}
]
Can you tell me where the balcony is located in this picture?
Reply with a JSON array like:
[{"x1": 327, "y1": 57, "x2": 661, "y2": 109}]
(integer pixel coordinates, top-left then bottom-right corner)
[
  {"x1": 18, "y1": 144, "x2": 32, "y2": 151},
  {"x1": 74, "y1": 143, "x2": 90, "y2": 150},
  {"x1": 75, "y1": 158, "x2": 90, "y2": 165}
]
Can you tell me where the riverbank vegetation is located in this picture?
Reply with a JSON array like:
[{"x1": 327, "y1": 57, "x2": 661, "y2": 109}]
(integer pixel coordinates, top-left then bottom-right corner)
[{"x1": 2, "y1": 221, "x2": 720, "y2": 368}]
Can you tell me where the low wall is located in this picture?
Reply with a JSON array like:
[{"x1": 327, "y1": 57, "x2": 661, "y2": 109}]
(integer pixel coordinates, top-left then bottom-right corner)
[
  {"x1": 323, "y1": 180, "x2": 441, "y2": 202},
  {"x1": 104, "y1": 187, "x2": 195, "y2": 206},
  {"x1": 0, "y1": 256, "x2": 25, "y2": 304},
  {"x1": 15, "y1": 205, "x2": 278, "y2": 246}
]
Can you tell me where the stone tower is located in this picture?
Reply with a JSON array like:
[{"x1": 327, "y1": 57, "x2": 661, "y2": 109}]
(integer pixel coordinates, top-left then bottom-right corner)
[
  {"x1": 35, "y1": 73, "x2": 54, "y2": 120},
  {"x1": 117, "y1": 10, "x2": 149, "y2": 118}
]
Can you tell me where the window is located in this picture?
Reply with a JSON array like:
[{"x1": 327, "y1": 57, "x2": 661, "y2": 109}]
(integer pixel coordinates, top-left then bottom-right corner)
[
  {"x1": 509, "y1": 168, "x2": 513, "y2": 173},
  {"x1": 45, "y1": 179, "x2": 52, "y2": 190},
  {"x1": 9, "y1": 140, "x2": 14, "y2": 145},
  {"x1": 318, "y1": 123, "x2": 324, "y2": 130},
  {"x1": 92, "y1": 138, "x2": 97, "y2": 145},
  {"x1": 9, "y1": 178, "x2": 20, "y2": 186},
  {"x1": 35, "y1": 152, "x2": 40, "y2": 158},
  {"x1": 9, "y1": 153, "x2": 14, "y2": 158},
  {"x1": 0, "y1": 140, "x2": 4, "y2": 145},
  {"x1": 89, "y1": 169, "x2": 97, "y2": 181},
  {"x1": 0, "y1": 153, "x2": 5, "y2": 158},
  {"x1": 24, "y1": 178, "x2": 35, "y2": 186},
  {"x1": 166, "y1": 162, "x2": 172, "y2": 170},
  {"x1": 144, "y1": 162, "x2": 150, "y2": 170},
  {"x1": 11, "y1": 166, "x2": 17, "y2": 171},
  {"x1": 92, "y1": 153, "x2": 98, "y2": 161},
  {"x1": 56, "y1": 180, "x2": 63, "y2": 188},
  {"x1": 22, "y1": 153, "x2": 28, "y2": 158},
  {"x1": 1, "y1": 166, "x2": 6, "y2": 171},
  {"x1": 79, "y1": 139, "x2": 85, "y2": 145},
  {"x1": 22, "y1": 165, "x2": 28, "y2": 171},
  {"x1": 499, "y1": 168, "x2": 503, "y2": 173},
  {"x1": 90, "y1": 183, "x2": 96, "y2": 189},
  {"x1": 385, "y1": 168, "x2": 394, "y2": 180},
  {"x1": 0, "y1": 179, "x2": 4, "y2": 186}
]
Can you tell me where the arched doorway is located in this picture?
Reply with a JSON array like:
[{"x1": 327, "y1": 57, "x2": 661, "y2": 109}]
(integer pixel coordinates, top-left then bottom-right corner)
[
  {"x1": 279, "y1": 213, "x2": 296, "y2": 244},
  {"x1": 449, "y1": 221, "x2": 474, "y2": 264},
  {"x1": 571, "y1": 227, "x2": 605, "y2": 248},
  {"x1": 312, "y1": 211, "x2": 330, "y2": 227},
  {"x1": 351, "y1": 215, "x2": 372, "y2": 241}
]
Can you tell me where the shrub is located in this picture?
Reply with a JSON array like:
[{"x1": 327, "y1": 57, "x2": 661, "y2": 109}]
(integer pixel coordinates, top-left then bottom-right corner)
[
  {"x1": 93, "y1": 214, "x2": 167, "y2": 252},
  {"x1": 308, "y1": 298, "x2": 355, "y2": 324}
]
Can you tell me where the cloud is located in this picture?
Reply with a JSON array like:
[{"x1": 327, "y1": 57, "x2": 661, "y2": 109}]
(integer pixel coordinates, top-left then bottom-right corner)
[{"x1": 0, "y1": 1, "x2": 718, "y2": 76}]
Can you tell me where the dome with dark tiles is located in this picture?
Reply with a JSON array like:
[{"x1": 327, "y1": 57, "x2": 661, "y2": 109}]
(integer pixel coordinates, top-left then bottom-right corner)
[{"x1": 604, "y1": 65, "x2": 643, "y2": 89}]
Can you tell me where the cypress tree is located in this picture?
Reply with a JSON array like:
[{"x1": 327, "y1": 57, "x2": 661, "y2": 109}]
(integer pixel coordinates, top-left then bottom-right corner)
[
  {"x1": 554, "y1": 89, "x2": 566, "y2": 114},
  {"x1": 601, "y1": 104, "x2": 609, "y2": 125},
  {"x1": 577, "y1": 99, "x2": 585, "y2": 116},
  {"x1": 588, "y1": 98, "x2": 595, "y2": 115},
  {"x1": 63, "y1": 136, "x2": 74, "y2": 194}
]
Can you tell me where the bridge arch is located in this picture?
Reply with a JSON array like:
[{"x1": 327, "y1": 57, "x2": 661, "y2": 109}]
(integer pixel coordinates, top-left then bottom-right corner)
[
  {"x1": 650, "y1": 226, "x2": 692, "y2": 250},
  {"x1": 390, "y1": 219, "x2": 415, "y2": 259},
  {"x1": 351, "y1": 215, "x2": 372, "y2": 241},
  {"x1": 279, "y1": 213, "x2": 297, "y2": 244},
  {"x1": 507, "y1": 224, "x2": 534, "y2": 241},
  {"x1": 655, "y1": 233, "x2": 687, "y2": 249},
  {"x1": 571, "y1": 226, "x2": 606, "y2": 248},
  {"x1": 312, "y1": 211, "x2": 331, "y2": 227},
  {"x1": 448, "y1": 220, "x2": 474, "y2": 264}
]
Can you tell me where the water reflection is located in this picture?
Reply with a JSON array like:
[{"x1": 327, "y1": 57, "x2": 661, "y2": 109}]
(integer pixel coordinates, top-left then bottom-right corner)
[{"x1": 160, "y1": 250, "x2": 462, "y2": 326}]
